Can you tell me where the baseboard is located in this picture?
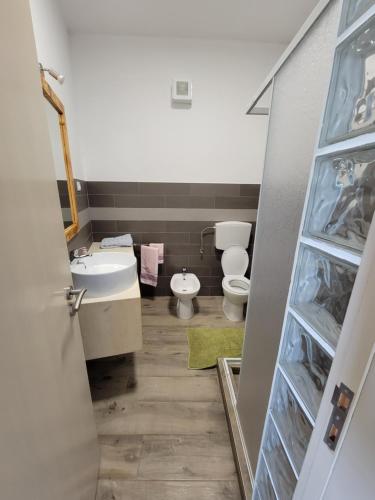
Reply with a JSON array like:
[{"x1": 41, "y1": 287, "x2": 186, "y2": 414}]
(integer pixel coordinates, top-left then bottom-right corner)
[{"x1": 217, "y1": 358, "x2": 253, "y2": 499}]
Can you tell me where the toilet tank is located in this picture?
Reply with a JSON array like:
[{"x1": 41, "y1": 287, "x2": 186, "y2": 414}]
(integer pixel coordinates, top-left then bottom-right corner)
[{"x1": 215, "y1": 221, "x2": 252, "y2": 250}]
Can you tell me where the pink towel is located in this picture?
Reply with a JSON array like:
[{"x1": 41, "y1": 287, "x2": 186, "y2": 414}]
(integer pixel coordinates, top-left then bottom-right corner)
[
  {"x1": 140, "y1": 245, "x2": 159, "y2": 287},
  {"x1": 150, "y1": 243, "x2": 164, "y2": 264}
]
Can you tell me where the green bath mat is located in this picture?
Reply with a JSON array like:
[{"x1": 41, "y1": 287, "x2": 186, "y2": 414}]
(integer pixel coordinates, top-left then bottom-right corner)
[{"x1": 187, "y1": 327, "x2": 244, "y2": 369}]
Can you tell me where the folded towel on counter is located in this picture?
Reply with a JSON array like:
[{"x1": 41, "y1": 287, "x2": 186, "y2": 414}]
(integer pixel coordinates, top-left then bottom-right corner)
[
  {"x1": 140, "y1": 245, "x2": 159, "y2": 287},
  {"x1": 150, "y1": 243, "x2": 164, "y2": 264},
  {"x1": 100, "y1": 234, "x2": 133, "y2": 248}
]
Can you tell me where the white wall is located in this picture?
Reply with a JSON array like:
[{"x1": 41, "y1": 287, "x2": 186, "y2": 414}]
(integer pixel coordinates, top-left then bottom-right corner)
[
  {"x1": 72, "y1": 35, "x2": 284, "y2": 183},
  {"x1": 29, "y1": 0, "x2": 84, "y2": 179}
]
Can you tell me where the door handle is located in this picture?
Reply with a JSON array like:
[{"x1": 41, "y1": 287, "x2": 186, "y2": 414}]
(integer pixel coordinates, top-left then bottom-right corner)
[{"x1": 64, "y1": 286, "x2": 87, "y2": 316}]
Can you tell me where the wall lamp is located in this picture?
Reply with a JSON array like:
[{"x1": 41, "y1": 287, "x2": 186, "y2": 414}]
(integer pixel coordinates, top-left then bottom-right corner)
[{"x1": 39, "y1": 62, "x2": 65, "y2": 84}]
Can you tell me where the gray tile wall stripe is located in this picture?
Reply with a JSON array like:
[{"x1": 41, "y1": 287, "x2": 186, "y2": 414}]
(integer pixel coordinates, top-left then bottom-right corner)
[
  {"x1": 78, "y1": 207, "x2": 90, "y2": 227},
  {"x1": 87, "y1": 181, "x2": 260, "y2": 197},
  {"x1": 87, "y1": 182, "x2": 260, "y2": 210},
  {"x1": 61, "y1": 207, "x2": 72, "y2": 221},
  {"x1": 88, "y1": 194, "x2": 258, "y2": 209},
  {"x1": 67, "y1": 220, "x2": 93, "y2": 252},
  {"x1": 63, "y1": 178, "x2": 92, "y2": 252},
  {"x1": 75, "y1": 178, "x2": 89, "y2": 212},
  {"x1": 77, "y1": 194, "x2": 89, "y2": 211},
  {"x1": 91, "y1": 219, "x2": 256, "y2": 297},
  {"x1": 89, "y1": 207, "x2": 257, "y2": 222},
  {"x1": 66, "y1": 181, "x2": 260, "y2": 295}
]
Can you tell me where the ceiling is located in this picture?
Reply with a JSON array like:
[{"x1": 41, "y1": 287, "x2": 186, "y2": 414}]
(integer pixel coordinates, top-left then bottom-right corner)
[{"x1": 59, "y1": 0, "x2": 320, "y2": 44}]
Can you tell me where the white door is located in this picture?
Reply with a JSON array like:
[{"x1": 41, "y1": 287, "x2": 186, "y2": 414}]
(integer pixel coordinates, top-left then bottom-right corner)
[
  {"x1": 0, "y1": 1, "x2": 99, "y2": 499},
  {"x1": 295, "y1": 214, "x2": 375, "y2": 499},
  {"x1": 322, "y1": 345, "x2": 375, "y2": 499}
]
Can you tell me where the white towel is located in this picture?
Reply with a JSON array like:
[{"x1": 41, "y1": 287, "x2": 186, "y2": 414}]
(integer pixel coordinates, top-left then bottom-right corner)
[{"x1": 100, "y1": 234, "x2": 133, "y2": 248}]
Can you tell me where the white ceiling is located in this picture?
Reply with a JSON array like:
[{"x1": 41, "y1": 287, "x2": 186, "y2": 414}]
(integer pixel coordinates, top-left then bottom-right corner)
[{"x1": 59, "y1": 0, "x2": 320, "y2": 44}]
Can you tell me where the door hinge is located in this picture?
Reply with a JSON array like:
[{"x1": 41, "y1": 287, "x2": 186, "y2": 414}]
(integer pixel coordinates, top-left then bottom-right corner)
[{"x1": 324, "y1": 382, "x2": 354, "y2": 451}]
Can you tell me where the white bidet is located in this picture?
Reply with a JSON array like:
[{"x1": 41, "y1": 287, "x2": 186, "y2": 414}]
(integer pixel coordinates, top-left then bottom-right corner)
[{"x1": 170, "y1": 273, "x2": 200, "y2": 319}]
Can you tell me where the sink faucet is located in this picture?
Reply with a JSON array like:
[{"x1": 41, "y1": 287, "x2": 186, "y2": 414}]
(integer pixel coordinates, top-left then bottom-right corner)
[
  {"x1": 70, "y1": 247, "x2": 92, "y2": 268},
  {"x1": 182, "y1": 267, "x2": 187, "y2": 279},
  {"x1": 73, "y1": 247, "x2": 92, "y2": 259}
]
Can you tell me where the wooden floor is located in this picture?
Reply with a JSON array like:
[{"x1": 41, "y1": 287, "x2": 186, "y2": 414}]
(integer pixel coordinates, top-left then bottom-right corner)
[{"x1": 88, "y1": 296, "x2": 244, "y2": 500}]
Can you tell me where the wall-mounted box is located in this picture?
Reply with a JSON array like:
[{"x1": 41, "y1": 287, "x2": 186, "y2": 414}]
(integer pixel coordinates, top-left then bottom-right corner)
[{"x1": 172, "y1": 79, "x2": 192, "y2": 104}]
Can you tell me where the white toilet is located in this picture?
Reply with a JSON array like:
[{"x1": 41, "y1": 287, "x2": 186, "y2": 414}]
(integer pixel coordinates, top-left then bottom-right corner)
[
  {"x1": 215, "y1": 221, "x2": 252, "y2": 322},
  {"x1": 170, "y1": 272, "x2": 201, "y2": 320}
]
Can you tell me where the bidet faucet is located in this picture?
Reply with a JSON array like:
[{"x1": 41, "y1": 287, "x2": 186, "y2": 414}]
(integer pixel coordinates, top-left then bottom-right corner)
[{"x1": 182, "y1": 267, "x2": 187, "y2": 279}]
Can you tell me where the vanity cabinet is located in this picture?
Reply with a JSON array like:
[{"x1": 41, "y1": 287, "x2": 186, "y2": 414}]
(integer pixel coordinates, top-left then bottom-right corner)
[{"x1": 78, "y1": 244, "x2": 142, "y2": 360}]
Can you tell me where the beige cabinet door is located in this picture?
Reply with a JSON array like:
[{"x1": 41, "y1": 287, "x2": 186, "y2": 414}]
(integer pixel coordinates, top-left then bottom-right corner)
[{"x1": 0, "y1": 1, "x2": 99, "y2": 499}]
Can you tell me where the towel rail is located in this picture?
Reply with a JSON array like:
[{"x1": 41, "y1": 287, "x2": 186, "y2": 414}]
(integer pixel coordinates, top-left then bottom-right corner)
[{"x1": 200, "y1": 226, "x2": 215, "y2": 254}]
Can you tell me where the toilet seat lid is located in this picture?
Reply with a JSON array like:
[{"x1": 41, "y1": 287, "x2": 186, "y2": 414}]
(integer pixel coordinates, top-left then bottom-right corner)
[{"x1": 221, "y1": 246, "x2": 249, "y2": 276}]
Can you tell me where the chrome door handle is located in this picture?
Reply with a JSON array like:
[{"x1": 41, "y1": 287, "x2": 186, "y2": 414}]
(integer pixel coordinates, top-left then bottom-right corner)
[{"x1": 64, "y1": 286, "x2": 87, "y2": 316}]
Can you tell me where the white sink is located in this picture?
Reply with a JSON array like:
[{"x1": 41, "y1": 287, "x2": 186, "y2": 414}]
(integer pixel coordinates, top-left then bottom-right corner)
[{"x1": 71, "y1": 252, "x2": 137, "y2": 298}]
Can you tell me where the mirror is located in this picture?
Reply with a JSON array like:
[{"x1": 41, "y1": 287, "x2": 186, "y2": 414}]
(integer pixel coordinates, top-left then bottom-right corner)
[{"x1": 41, "y1": 72, "x2": 79, "y2": 241}]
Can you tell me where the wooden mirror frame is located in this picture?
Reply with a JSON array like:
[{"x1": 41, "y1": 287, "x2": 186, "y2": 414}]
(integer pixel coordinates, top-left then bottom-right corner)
[{"x1": 40, "y1": 71, "x2": 79, "y2": 241}]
